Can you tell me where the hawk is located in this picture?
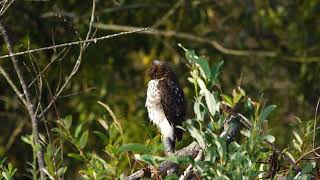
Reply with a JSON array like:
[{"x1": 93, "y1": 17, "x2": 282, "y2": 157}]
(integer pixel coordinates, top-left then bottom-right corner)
[{"x1": 145, "y1": 60, "x2": 185, "y2": 154}]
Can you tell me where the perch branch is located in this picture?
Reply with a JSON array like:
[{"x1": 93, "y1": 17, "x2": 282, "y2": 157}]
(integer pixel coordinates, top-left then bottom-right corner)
[
  {"x1": 124, "y1": 141, "x2": 201, "y2": 180},
  {"x1": 179, "y1": 149, "x2": 203, "y2": 180}
]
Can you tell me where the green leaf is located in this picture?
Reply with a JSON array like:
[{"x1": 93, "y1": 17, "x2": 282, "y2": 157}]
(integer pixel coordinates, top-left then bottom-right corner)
[
  {"x1": 74, "y1": 124, "x2": 83, "y2": 139},
  {"x1": 284, "y1": 151, "x2": 295, "y2": 163},
  {"x1": 188, "y1": 126, "x2": 206, "y2": 148},
  {"x1": 165, "y1": 174, "x2": 179, "y2": 180},
  {"x1": 258, "y1": 105, "x2": 276, "y2": 124},
  {"x1": 301, "y1": 163, "x2": 314, "y2": 174},
  {"x1": 221, "y1": 94, "x2": 233, "y2": 107},
  {"x1": 57, "y1": 167, "x2": 67, "y2": 176},
  {"x1": 197, "y1": 78, "x2": 219, "y2": 116},
  {"x1": 292, "y1": 131, "x2": 303, "y2": 145},
  {"x1": 179, "y1": 44, "x2": 210, "y2": 79},
  {"x1": 210, "y1": 60, "x2": 224, "y2": 84},
  {"x1": 118, "y1": 143, "x2": 150, "y2": 154},
  {"x1": 78, "y1": 130, "x2": 89, "y2": 149},
  {"x1": 134, "y1": 154, "x2": 164, "y2": 165},
  {"x1": 62, "y1": 115, "x2": 72, "y2": 130},
  {"x1": 93, "y1": 131, "x2": 109, "y2": 143},
  {"x1": 262, "y1": 134, "x2": 275, "y2": 143},
  {"x1": 197, "y1": 56, "x2": 211, "y2": 80},
  {"x1": 67, "y1": 153, "x2": 84, "y2": 161}
]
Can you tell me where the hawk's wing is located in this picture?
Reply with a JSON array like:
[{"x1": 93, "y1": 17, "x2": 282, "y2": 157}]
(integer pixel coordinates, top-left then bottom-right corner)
[{"x1": 158, "y1": 78, "x2": 185, "y2": 140}]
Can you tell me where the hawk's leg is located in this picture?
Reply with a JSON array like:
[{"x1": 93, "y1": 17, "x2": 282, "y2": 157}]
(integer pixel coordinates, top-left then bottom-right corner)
[
  {"x1": 163, "y1": 136, "x2": 175, "y2": 155},
  {"x1": 163, "y1": 137, "x2": 179, "y2": 175}
]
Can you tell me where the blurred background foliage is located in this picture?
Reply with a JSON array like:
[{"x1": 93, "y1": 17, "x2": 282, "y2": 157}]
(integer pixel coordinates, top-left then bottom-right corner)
[{"x1": 0, "y1": 0, "x2": 319, "y2": 179}]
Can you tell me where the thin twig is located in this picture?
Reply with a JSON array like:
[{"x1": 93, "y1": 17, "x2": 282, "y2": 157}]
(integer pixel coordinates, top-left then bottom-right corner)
[
  {"x1": 0, "y1": 27, "x2": 149, "y2": 59},
  {"x1": 295, "y1": 146, "x2": 320, "y2": 165}
]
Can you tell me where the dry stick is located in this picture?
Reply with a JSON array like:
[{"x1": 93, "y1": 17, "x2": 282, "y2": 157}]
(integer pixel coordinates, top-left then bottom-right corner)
[
  {"x1": 0, "y1": 27, "x2": 149, "y2": 59},
  {"x1": 0, "y1": 21, "x2": 46, "y2": 180},
  {"x1": 93, "y1": 24, "x2": 320, "y2": 63}
]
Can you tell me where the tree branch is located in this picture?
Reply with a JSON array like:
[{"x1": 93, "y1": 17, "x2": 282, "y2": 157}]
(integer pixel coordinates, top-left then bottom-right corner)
[
  {"x1": 0, "y1": 21, "x2": 46, "y2": 180},
  {"x1": 92, "y1": 24, "x2": 320, "y2": 63},
  {"x1": 179, "y1": 149, "x2": 203, "y2": 180},
  {"x1": 124, "y1": 141, "x2": 201, "y2": 180}
]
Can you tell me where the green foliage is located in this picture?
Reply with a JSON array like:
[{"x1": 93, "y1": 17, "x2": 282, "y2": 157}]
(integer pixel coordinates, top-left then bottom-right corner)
[
  {"x1": 0, "y1": 159, "x2": 17, "y2": 180},
  {"x1": 121, "y1": 45, "x2": 318, "y2": 179}
]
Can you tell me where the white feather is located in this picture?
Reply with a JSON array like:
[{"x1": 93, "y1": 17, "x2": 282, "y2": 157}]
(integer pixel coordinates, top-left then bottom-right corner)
[{"x1": 145, "y1": 80, "x2": 175, "y2": 141}]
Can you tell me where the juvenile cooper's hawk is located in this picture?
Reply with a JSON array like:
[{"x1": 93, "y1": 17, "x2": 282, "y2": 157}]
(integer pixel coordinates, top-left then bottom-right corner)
[{"x1": 145, "y1": 60, "x2": 185, "y2": 154}]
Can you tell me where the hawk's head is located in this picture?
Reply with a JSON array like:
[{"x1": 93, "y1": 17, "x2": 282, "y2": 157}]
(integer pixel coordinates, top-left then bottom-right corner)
[{"x1": 148, "y1": 60, "x2": 175, "y2": 80}]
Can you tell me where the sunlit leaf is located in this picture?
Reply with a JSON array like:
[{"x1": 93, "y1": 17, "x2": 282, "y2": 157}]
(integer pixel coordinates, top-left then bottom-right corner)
[
  {"x1": 262, "y1": 134, "x2": 275, "y2": 143},
  {"x1": 292, "y1": 131, "x2": 303, "y2": 145},
  {"x1": 67, "y1": 153, "x2": 84, "y2": 161}
]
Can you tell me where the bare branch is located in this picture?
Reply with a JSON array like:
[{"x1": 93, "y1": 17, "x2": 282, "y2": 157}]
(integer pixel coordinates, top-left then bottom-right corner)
[
  {"x1": 0, "y1": 27, "x2": 149, "y2": 60},
  {"x1": 93, "y1": 24, "x2": 320, "y2": 63},
  {"x1": 0, "y1": 21, "x2": 46, "y2": 180}
]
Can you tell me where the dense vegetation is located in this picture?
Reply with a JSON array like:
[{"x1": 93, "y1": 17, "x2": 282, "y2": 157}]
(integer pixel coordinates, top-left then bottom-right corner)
[{"x1": 0, "y1": 0, "x2": 319, "y2": 179}]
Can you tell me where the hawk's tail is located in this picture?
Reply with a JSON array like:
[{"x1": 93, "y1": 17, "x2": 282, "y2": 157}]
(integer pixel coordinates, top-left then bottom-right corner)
[{"x1": 175, "y1": 127, "x2": 183, "y2": 141}]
